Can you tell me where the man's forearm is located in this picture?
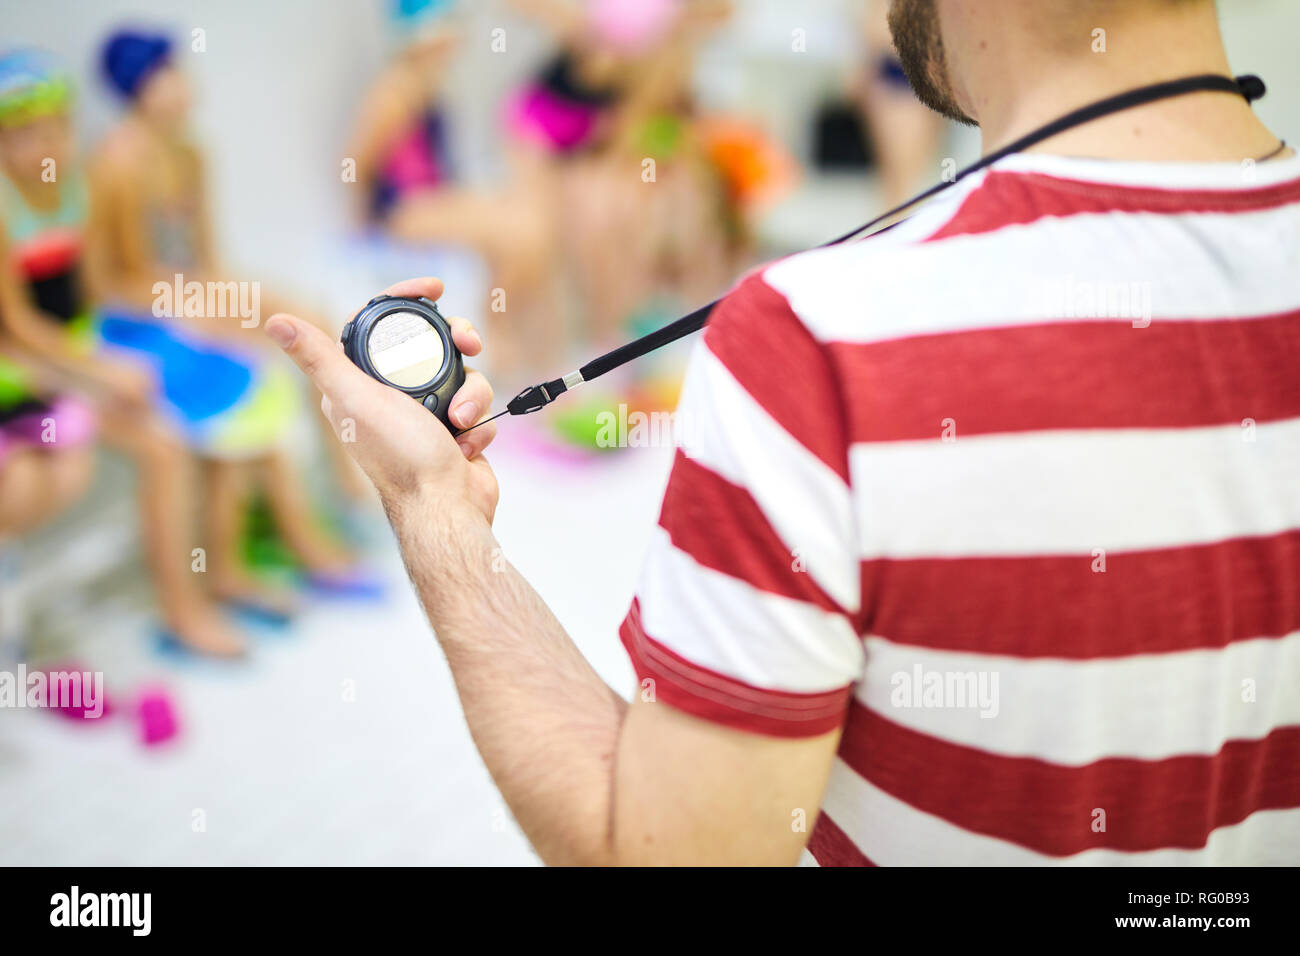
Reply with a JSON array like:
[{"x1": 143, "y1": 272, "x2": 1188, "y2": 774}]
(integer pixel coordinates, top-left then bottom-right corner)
[{"x1": 388, "y1": 491, "x2": 629, "y2": 865}]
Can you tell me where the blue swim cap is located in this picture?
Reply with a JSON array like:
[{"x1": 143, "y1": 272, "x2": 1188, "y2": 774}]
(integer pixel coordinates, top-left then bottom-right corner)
[
  {"x1": 392, "y1": 0, "x2": 456, "y2": 34},
  {"x1": 102, "y1": 30, "x2": 172, "y2": 99}
]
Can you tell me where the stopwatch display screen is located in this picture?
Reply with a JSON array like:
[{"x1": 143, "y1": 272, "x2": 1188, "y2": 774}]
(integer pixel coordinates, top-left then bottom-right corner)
[{"x1": 367, "y1": 310, "x2": 446, "y2": 388}]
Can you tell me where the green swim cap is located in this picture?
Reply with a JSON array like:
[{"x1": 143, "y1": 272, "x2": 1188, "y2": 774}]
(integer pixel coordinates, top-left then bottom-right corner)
[{"x1": 0, "y1": 49, "x2": 73, "y2": 127}]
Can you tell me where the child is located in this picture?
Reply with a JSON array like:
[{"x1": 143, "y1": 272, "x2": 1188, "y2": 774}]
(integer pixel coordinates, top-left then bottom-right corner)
[
  {"x1": 348, "y1": 0, "x2": 561, "y2": 377},
  {"x1": 0, "y1": 49, "x2": 354, "y2": 657},
  {"x1": 92, "y1": 28, "x2": 370, "y2": 502},
  {"x1": 511, "y1": 0, "x2": 737, "y2": 343}
]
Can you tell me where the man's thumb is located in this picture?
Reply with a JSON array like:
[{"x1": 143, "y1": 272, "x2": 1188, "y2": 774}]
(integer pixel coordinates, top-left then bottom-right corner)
[
  {"x1": 265, "y1": 312, "x2": 352, "y2": 397},
  {"x1": 265, "y1": 314, "x2": 299, "y2": 348}
]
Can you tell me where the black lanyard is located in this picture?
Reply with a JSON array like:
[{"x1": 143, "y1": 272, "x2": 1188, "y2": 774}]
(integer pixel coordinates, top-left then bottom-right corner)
[{"x1": 473, "y1": 73, "x2": 1270, "y2": 430}]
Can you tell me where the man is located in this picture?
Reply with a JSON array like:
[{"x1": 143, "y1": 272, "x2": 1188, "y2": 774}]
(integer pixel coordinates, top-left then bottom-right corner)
[{"x1": 266, "y1": 0, "x2": 1299, "y2": 864}]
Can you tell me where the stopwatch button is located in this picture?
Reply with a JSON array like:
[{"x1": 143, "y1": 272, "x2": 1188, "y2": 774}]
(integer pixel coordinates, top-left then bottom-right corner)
[
  {"x1": 341, "y1": 320, "x2": 354, "y2": 344},
  {"x1": 421, "y1": 394, "x2": 440, "y2": 414}
]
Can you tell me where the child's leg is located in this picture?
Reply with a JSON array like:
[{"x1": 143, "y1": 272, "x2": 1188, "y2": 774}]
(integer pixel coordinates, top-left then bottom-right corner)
[
  {"x1": 0, "y1": 449, "x2": 71, "y2": 535},
  {"x1": 386, "y1": 187, "x2": 562, "y2": 379},
  {"x1": 45, "y1": 445, "x2": 96, "y2": 515},
  {"x1": 661, "y1": 157, "x2": 732, "y2": 303},
  {"x1": 564, "y1": 156, "x2": 657, "y2": 342},
  {"x1": 203, "y1": 459, "x2": 298, "y2": 615},
  {"x1": 258, "y1": 293, "x2": 370, "y2": 501},
  {"x1": 99, "y1": 410, "x2": 246, "y2": 657},
  {"x1": 315, "y1": 401, "x2": 370, "y2": 501},
  {"x1": 257, "y1": 450, "x2": 354, "y2": 574},
  {"x1": 494, "y1": 183, "x2": 564, "y2": 377},
  {"x1": 0, "y1": 445, "x2": 94, "y2": 534}
]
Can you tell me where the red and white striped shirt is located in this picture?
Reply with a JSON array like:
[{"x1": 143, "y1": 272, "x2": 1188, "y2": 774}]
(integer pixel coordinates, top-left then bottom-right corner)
[{"x1": 619, "y1": 151, "x2": 1300, "y2": 865}]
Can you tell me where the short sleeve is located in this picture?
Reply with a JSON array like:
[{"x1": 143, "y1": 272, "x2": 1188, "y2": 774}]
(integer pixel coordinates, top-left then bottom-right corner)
[{"x1": 619, "y1": 270, "x2": 865, "y2": 737}]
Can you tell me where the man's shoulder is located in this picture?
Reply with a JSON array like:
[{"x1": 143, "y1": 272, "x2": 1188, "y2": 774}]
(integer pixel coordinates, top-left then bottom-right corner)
[
  {"x1": 717, "y1": 154, "x2": 1300, "y2": 347},
  {"x1": 731, "y1": 224, "x2": 1000, "y2": 348}
]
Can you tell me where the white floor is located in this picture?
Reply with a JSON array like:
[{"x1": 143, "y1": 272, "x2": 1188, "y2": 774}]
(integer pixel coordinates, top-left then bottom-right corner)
[{"x1": 0, "y1": 427, "x2": 670, "y2": 866}]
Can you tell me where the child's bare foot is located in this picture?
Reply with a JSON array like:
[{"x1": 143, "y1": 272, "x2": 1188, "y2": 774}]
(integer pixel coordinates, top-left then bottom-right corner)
[
  {"x1": 302, "y1": 551, "x2": 359, "y2": 577},
  {"x1": 210, "y1": 573, "x2": 300, "y2": 620},
  {"x1": 283, "y1": 527, "x2": 357, "y2": 577},
  {"x1": 164, "y1": 604, "x2": 247, "y2": 658}
]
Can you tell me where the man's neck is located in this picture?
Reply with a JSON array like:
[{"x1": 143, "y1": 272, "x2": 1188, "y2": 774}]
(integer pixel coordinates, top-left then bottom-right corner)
[{"x1": 949, "y1": 1, "x2": 1286, "y2": 163}]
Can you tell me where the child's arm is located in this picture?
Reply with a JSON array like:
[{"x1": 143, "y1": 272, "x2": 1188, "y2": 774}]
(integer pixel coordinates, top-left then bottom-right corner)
[
  {"x1": 507, "y1": 0, "x2": 586, "y2": 40},
  {"x1": 345, "y1": 68, "x2": 421, "y2": 200},
  {"x1": 0, "y1": 213, "x2": 151, "y2": 406}
]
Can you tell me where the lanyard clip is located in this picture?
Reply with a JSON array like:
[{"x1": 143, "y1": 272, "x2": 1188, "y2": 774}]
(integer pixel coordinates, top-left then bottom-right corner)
[{"x1": 507, "y1": 377, "x2": 569, "y2": 416}]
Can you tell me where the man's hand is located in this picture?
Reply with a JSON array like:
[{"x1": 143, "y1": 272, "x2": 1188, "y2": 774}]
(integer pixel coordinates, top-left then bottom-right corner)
[{"x1": 264, "y1": 277, "x2": 500, "y2": 524}]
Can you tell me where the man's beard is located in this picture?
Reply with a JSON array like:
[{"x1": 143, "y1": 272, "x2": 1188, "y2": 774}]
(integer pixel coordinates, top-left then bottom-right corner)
[{"x1": 887, "y1": 0, "x2": 976, "y2": 125}]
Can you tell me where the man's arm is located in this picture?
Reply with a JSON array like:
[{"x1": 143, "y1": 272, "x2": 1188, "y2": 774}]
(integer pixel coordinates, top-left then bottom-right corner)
[
  {"x1": 392, "y1": 498, "x2": 625, "y2": 865},
  {"x1": 266, "y1": 276, "x2": 844, "y2": 865},
  {"x1": 392, "y1": 496, "x2": 840, "y2": 865}
]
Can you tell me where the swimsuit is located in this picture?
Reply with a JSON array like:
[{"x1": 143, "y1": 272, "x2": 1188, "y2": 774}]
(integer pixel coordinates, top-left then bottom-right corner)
[
  {"x1": 0, "y1": 355, "x2": 94, "y2": 467},
  {"x1": 371, "y1": 107, "x2": 454, "y2": 221},
  {"x1": 0, "y1": 170, "x2": 297, "y2": 459},
  {"x1": 505, "y1": 52, "x2": 621, "y2": 155}
]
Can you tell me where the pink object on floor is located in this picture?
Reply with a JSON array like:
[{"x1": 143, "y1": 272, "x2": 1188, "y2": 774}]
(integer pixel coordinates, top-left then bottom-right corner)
[
  {"x1": 497, "y1": 414, "x2": 608, "y2": 471},
  {"x1": 136, "y1": 685, "x2": 181, "y2": 746},
  {"x1": 42, "y1": 662, "x2": 113, "y2": 722}
]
